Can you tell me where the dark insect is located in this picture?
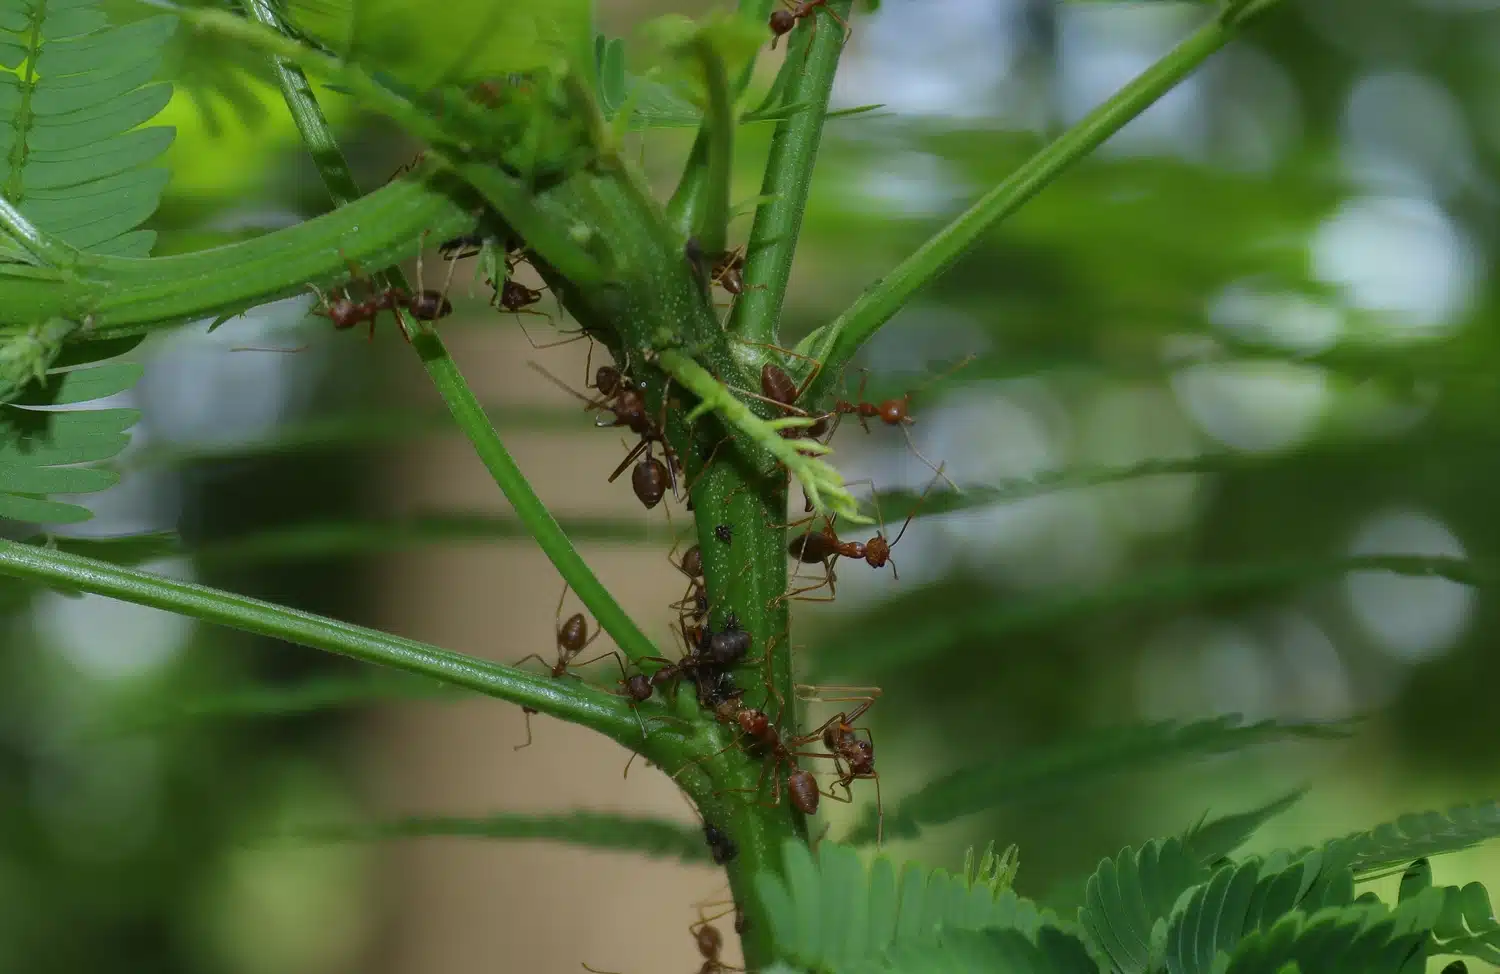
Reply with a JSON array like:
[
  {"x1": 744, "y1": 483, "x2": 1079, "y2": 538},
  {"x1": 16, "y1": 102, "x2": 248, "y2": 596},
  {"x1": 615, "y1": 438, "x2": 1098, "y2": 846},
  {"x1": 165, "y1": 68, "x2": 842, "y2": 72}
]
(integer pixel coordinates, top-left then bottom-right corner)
[
  {"x1": 769, "y1": 0, "x2": 850, "y2": 48},
  {"x1": 782, "y1": 465, "x2": 946, "y2": 601},
  {"x1": 309, "y1": 241, "x2": 458, "y2": 341},
  {"x1": 703, "y1": 822, "x2": 738, "y2": 864},
  {"x1": 714, "y1": 523, "x2": 733, "y2": 545}
]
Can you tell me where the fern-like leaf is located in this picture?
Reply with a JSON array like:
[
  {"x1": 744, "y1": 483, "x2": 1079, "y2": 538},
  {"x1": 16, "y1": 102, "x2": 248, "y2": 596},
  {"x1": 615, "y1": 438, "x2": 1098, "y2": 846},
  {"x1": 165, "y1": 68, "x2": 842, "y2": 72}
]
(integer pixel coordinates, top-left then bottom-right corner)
[
  {"x1": 853, "y1": 716, "x2": 1354, "y2": 843},
  {"x1": 757, "y1": 839, "x2": 1061, "y2": 973},
  {"x1": 0, "y1": 0, "x2": 176, "y2": 518},
  {"x1": 0, "y1": 333, "x2": 141, "y2": 522},
  {"x1": 1335, "y1": 800, "x2": 1500, "y2": 875},
  {"x1": 848, "y1": 927, "x2": 1099, "y2": 974},
  {"x1": 2, "y1": 3, "x2": 176, "y2": 257},
  {"x1": 1222, "y1": 904, "x2": 1427, "y2": 974},
  {"x1": 1430, "y1": 882, "x2": 1500, "y2": 965},
  {"x1": 1079, "y1": 837, "x2": 1210, "y2": 974},
  {"x1": 95, "y1": 672, "x2": 463, "y2": 734},
  {"x1": 286, "y1": 810, "x2": 713, "y2": 864},
  {"x1": 1183, "y1": 789, "x2": 1307, "y2": 866}
]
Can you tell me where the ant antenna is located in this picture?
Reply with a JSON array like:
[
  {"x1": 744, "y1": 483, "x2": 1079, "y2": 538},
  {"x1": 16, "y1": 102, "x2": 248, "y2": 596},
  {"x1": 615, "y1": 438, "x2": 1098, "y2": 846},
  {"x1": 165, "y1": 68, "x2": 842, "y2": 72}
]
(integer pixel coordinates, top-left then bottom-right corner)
[{"x1": 890, "y1": 462, "x2": 947, "y2": 549}]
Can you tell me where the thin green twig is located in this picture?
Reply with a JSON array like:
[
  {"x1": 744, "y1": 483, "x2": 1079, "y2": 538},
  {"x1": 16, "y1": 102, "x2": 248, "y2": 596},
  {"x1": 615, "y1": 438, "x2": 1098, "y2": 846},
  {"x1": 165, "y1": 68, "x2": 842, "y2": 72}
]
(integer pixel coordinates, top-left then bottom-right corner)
[
  {"x1": 729, "y1": 0, "x2": 855, "y2": 344},
  {"x1": 802, "y1": 3, "x2": 1284, "y2": 395},
  {"x1": 0, "y1": 540, "x2": 638, "y2": 740}
]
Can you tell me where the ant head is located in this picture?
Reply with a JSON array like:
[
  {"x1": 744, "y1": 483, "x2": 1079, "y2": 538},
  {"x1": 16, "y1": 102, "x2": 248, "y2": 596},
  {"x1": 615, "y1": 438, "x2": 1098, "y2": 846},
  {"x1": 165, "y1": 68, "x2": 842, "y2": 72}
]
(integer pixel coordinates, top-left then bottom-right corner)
[
  {"x1": 849, "y1": 738, "x2": 875, "y2": 772},
  {"x1": 596, "y1": 365, "x2": 621, "y2": 395},
  {"x1": 769, "y1": 9, "x2": 795, "y2": 35},
  {"x1": 737, "y1": 708, "x2": 769, "y2": 737},
  {"x1": 410, "y1": 290, "x2": 452, "y2": 321},
  {"x1": 625, "y1": 674, "x2": 652, "y2": 702}
]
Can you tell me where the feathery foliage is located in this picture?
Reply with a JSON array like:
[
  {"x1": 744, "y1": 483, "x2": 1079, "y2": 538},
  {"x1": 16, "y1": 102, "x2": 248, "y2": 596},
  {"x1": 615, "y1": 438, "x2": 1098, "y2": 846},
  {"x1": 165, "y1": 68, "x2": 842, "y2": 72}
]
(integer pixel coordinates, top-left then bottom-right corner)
[
  {"x1": 1336, "y1": 800, "x2": 1500, "y2": 876},
  {"x1": 851, "y1": 716, "x2": 1354, "y2": 843},
  {"x1": 756, "y1": 839, "x2": 1065, "y2": 973},
  {"x1": 286, "y1": 810, "x2": 714, "y2": 865},
  {"x1": 0, "y1": 0, "x2": 175, "y2": 520}
]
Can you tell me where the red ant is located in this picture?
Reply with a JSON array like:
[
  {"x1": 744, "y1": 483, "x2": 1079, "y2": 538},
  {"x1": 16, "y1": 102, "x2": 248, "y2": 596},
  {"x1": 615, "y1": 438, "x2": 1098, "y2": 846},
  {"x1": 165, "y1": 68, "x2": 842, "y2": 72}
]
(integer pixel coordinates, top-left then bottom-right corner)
[
  {"x1": 769, "y1": 0, "x2": 850, "y2": 49},
  {"x1": 527, "y1": 361, "x2": 682, "y2": 507},
  {"x1": 780, "y1": 465, "x2": 946, "y2": 602},
  {"x1": 583, "y1": 911, "x2": 742, "y2": 974},
  {"x1": 513, "y1": 583, "x2": 628, "y2": 748},
  {"x1": 795, "y1": 684, "x2": 883, "y2": 844},
  {"x1": 309, "y1": 240, "x2": 458, "y2": 341}
]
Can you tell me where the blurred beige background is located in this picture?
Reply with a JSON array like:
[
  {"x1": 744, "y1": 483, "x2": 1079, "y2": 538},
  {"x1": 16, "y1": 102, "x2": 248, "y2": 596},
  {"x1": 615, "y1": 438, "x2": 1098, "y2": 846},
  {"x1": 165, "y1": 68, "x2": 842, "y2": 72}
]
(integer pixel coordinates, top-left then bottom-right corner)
[{"x1": 366, "y1": 306, "x2": 733, "y2": 974}]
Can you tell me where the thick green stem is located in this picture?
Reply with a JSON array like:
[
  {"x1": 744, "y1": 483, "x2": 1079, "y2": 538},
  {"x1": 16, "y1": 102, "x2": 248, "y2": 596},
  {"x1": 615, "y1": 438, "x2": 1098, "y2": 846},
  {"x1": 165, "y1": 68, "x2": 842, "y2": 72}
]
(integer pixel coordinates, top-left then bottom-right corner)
[
  {"x1": 687, "y1": 36, "x2": 734, "y2": 258},
  {"x1": 802, "y1": 5, "x2": 1280, "y2": 395},
  {"x1": 0, "y1": 541, "x2": 640, "y2": 740},
  {"x1": 729, "y1": 0, "x2": 854, "y2": 345}
]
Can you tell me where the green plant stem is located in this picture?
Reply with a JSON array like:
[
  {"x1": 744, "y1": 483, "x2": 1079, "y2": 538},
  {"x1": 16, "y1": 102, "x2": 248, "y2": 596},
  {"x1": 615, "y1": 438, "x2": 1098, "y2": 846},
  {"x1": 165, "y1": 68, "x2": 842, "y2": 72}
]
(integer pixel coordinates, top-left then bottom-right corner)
[
  {"x1": 0, "y1": 540, "x2": 639, "y2": 739},
  {"x1": 729, "y1": 1, "x2": 855, "y2": 344},
  {"x1": 0, "y1": 195, "x2": 77, "y2": 269},
  {"x1": 411, "y1": 336, "x2": 663, "y2": 664},
  {"x1": 653, "y1": 345, "x2": 868, "y2": 523},
  {"x1": 240, "y1": 0, "x2": 362, "y2": 207},
  {"x1": 246, "y1": 4, "x2": 662, "y2": 670},
  {"x1": 803, "y1": 3, "x2": 1281, "y2": 393},
  {"x1": 689, "y1": 36, "x2": 734, "y2": 257}
]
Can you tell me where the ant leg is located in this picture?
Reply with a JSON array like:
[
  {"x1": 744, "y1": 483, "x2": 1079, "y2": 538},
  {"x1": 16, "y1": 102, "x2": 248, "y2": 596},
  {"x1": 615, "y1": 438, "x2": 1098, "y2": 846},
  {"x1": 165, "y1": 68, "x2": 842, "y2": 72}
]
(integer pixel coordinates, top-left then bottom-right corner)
[
  {"x1": 513, "y1": 707, "x2": 536, "y2": 751},
  {"x1": 608, "y1": 437, "x2": 651, "y2": 484},
  {"x1": 671, "y1": 738, "x2": 747, "y2": 781},
  {"x1": 900, "y1": 424, "x2": 961, "y2": 493},
  {"x1": 817, "y1": 0, "x2": 852, "y2": 43},
  {"x1": 582, "y1": 964, "x2": 627, "y2": 974},
  {"x1": 528, "y1": 361, "x2": 612, "y2": 411},
  {"x1": 512, "y1": 653, "x2": 552, "y2": 670},
  {"x1": 889, "y1": 462, "x2": 949, "y2": 549}
]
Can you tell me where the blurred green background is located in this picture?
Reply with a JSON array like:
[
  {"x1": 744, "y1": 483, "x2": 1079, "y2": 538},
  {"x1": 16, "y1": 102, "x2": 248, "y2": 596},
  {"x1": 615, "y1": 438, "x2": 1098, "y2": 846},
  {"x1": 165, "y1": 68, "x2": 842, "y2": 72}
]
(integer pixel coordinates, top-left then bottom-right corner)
[{"x1": 9, "y1": 0, "x2": 1500, "y2": 971}]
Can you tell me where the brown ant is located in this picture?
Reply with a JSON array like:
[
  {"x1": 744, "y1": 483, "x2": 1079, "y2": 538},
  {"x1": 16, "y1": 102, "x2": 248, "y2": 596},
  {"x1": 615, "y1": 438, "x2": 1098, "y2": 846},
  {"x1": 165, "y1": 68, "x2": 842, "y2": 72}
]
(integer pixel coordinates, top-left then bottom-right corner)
[
  {"x1": 309, "y1": 240, "x2": 458, "y2": 341},
  {"x1": 769, "y1": 0, "x2": 850, "y2": 49},
  {"x1": 527, "y1": 361, "x2": 681, "y2": 503},
  {"x1": 794, "y1": 684, "x2": 884, "y2": 844},
  {"x1": 780, "y1": 465, "x2": 946, "y2": 602},
  {"x1": 512, "y1": 583, "x2": 633, "y2": 749}
]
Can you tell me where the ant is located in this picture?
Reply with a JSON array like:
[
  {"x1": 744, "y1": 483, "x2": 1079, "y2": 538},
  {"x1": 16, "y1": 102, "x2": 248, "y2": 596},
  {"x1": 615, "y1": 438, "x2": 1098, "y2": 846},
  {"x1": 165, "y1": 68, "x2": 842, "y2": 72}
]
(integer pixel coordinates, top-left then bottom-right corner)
[
  {"x1": 527, "y1": 361, "x2": 682, "y2": 504},
  {"x1": 769, "y1": 0, "x2": 850, "y2": 49},
  {"x1": 780, "y1": 465, "x2": 946, "y2": 602},
  {"x1": 309, "y1": 239, "x2": 458, "y2": 341},
  {"x1": 513, "y1": 583, "x2": 627, "y2": 746},
  {"x1": 795, "y1": 684, "x2": 883, "y2": 844}
]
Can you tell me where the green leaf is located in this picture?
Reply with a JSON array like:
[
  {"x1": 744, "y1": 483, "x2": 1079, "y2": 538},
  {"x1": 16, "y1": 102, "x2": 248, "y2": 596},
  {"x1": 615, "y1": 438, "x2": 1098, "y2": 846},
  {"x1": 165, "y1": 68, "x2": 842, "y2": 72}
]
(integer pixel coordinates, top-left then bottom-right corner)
[
  {"x1": 1184, "y1": 790, "x2": 1308, "y2": 866},
  {"x1": 853, "y1": 717, "x2": 1354, "y2": 843},
  {"x1": 284, "y1": 810, "x2": 713, "y2": 865},
  {"x1": 757, "y1": 839, "x2": 1060, "y2": 973},
  {"x1": 1336, "y1": 801, "x2": 1500, "y2": 875},
  {"x1": 189, "y1": 513, "x2": 669, "y2": 567},
  {"x1": 1428, "y1": 882, "x2": 1500, "y2": 965},
  {"x1": 849, "y1": 926, "x2": 1099, "y2": 974},
  {"x1": 1166, "y1": 859, "x2": 1262, "y2": 974},
  {"x1": 282, "y1": 0, "x2": 591, "y2": 89},
  {"x1": 1080, "y1": 837, "x2": 1210, "y2": 974},
  {"x1": 4, "y1": 7, "x2": 176, "y2": 254},
  {"x1": 95, "y1": 672, "x2": 463, "y2": 734},
  {"x1": 1223, "y1": 905, "x2": 1427, "y2": 974}
]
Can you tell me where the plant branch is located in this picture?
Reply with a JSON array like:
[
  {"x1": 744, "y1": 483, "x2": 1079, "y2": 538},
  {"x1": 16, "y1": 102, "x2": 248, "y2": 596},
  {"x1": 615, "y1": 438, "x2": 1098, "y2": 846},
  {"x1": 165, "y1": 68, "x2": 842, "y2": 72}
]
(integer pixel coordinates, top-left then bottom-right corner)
[
  {"x1": 0, "y1": 540, "x2": 640, "y2": 740},
  {"x1": 246, "y1": 2, "x2": 663, "y2": 670},
  {"x1": 410, "y1": 337, "x2": 665, "y2": 664},
  {"x1": 653, "y1": 345, "x2": 868, "y2": 523},
  {"x1": 0, "y1": 195, "x2": 78, "y2": 269},
  {"x1": 802, "y1": 3, "x2": 1281, "y2": 393},
  {"x1": 729, "y1": 1, "x2": 855, "y2": 344}
]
